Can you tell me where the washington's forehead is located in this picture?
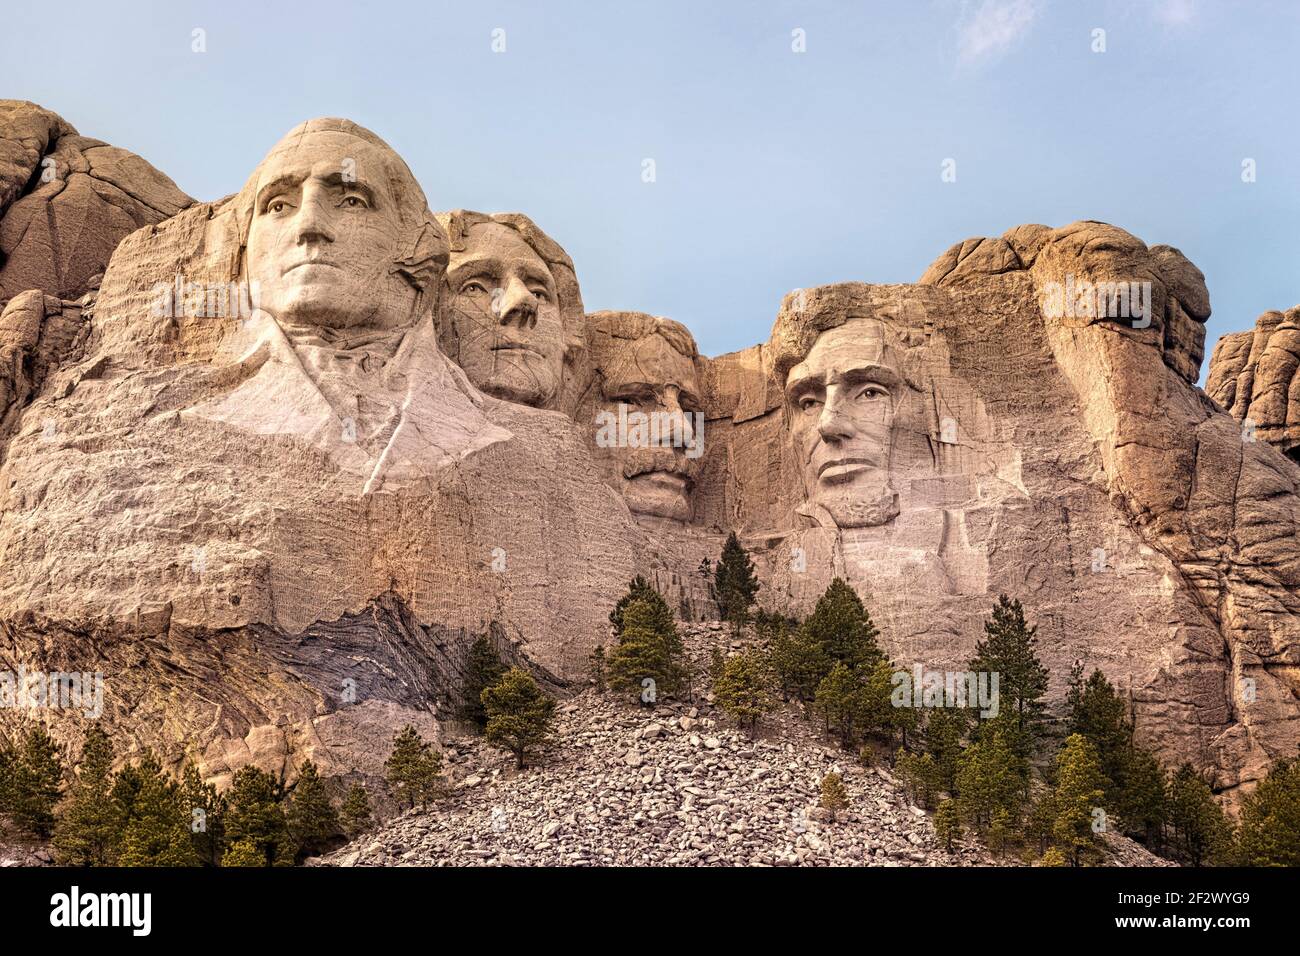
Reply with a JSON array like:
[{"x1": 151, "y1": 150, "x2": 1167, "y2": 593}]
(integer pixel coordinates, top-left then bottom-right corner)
[{"x1": 257, "y1": 134, "x2": 396, "y2": 185}]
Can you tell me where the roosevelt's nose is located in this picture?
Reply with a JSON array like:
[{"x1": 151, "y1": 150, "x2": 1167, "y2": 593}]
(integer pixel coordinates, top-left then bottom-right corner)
[
  {"x1": 495, "y1": 275, "x2": 538, "y2": 328},
  {"x1": 661, "y1": 386, "x2": 694, "y2": 445}
]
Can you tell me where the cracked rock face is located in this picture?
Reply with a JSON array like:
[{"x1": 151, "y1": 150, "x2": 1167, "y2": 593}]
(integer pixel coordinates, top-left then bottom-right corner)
[
  {"x1": 0, "y1": 100, "x2": 192, "y2": 305},
  {"x1": 0, "y1": 109, "x2": 1295, "y2": 804},
  {"x1": 1207, "y1": 306, "x2": 1300, "y2": 463}
]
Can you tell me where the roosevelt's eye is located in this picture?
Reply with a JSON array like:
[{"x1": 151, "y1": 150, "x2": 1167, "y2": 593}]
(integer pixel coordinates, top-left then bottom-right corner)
[{"x1": 339, "y1": 194, "x2": 369, "y2": 209}]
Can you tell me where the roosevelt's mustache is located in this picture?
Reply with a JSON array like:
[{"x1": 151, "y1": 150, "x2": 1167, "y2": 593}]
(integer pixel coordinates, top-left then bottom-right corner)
[{"x1": 621, "y1": 447, "x2": 698, "y2": 482}]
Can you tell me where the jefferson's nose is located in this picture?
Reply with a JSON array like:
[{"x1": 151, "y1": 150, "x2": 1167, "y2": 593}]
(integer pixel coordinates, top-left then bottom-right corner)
[{"x1": 496, "y1": 275, "x2": 538, "y2": 328}]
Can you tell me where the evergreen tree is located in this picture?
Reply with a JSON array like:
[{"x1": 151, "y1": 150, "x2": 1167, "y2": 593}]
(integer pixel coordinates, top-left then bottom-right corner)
[
  {"x1": 1114, "y1": 745, "x2": 1167, "y2": 846},
  {"x1": 224, "y1": 765, "x2": 295, "y2": 866},
  {"x1": 1025, "y1": 790, "x2": 1058, "y2": 856},
  {"x1": 934, "y1": 799, "x2": 963, "y2": 852},
  {"x1": 767, "y1": 616, "x2": 828, "y2": 708},
  {"x1": 460, "y1": 635, "x2": 507, "y2": 728},
  {"x1": 712, "y1": 649, "x2": 774, "y2": 732},
  {"x1": 815, "y1": 663, "x2": 863, "y2": 746},
  {"x1": 819, "y1": 771, "x2": 849, "y2": 812},
  {"x1": 10, "y1": 723, "x2": 64, "y2": 838},
  {"x1": 117, "y1": 758, "x2": 200, "y2": 867},
  {"x1": 1038, "y1": 846, "x2": 1068, "y2": 867},
  {"x1": 1051, "y1": 734, "x2": 1108, "y2": 866},
  {"x1": 1067, "y1": 667, "x2": 1130, "y2": 792},
  {"x1": 607, "y1": 597, "x2": 686, "y2": 701},
  {"x1": 179, "y1": 764, "x2": 226, "y2": 867},
  {"x1": 968, "y1": 595, "x2": 1049, "y2": 761},
  {"x1": 221, "y1": 839, "x2": 266, "y2": 867},
  {"x1": 384, "y1": 726, "x2": 443, "y2": 810},
  {"x1": 1165, "y1": 763, "x2": 1232, "y2": 867},
  {"x1": 483, "y1": 668, "x2": 556, "y2": 769},
  {"x1": 1237, "y1": 757, "x2": 1300, "y2": 866},
  {"x1": 0, "y1": 742, "x2": 14, "y2": 818},
  {"x1": 52, "y1": 727, "x2": 121, "y2": 866},
  {"x1": 922, "y1": 707, "x2": 969, "y2": 795},
  {"x1": 714, "y1": 531, "x2": 759, "y2": 629},
  {"x1": 341, "y1": 784, "x2": 373, "y2": 837},
  {"x1": 988, "y1": 807, "x2": 1011, "y2": 858},
  {"x1": 588, "y1": 645, "x2": 607, "y2": 693},
  {"x1": 286, "y1": 760, "x2": 340, "y2": 858},
  {"x1": 895, "y1": 748, "x2": 939, "y2": 809},
  {"x1": 954, "y1": 726, "x2": 1024, "y2": 830},
  {"x1": 801, "y1": 578, "x2": 883, "y2": 671},
  {"x1": 610, "y1": 576, "x2": 675, "y2": 637}
]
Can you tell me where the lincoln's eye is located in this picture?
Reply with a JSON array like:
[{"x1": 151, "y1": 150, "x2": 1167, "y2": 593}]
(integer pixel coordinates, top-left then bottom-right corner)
[
  {"x1": 858, "y1": 385, "x2": 887, "y2": 400},
  {"x1": 799, "y1": 396, "x2": 823, "y2": 413}
]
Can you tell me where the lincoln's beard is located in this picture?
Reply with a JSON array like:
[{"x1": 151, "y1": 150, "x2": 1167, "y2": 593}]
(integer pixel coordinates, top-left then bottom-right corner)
[{"x1": 806, "y1": 474, "x2": 900, "y2": 529}]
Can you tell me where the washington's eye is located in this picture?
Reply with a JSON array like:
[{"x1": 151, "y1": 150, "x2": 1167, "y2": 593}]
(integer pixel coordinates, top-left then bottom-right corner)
[
  {"x1": 267, "y1": 199, "x2": 291, "y2": 214},
  {"x1": 340, "y1": 195, "x2": 369, "y2": 209}
]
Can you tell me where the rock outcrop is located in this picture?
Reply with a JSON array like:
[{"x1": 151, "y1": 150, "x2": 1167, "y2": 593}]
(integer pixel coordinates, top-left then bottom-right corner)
[
  {"x1": 1207, "y1": 306, "x2": 1300, "y2": 462},
  {"x1": 0, "y1": 111, "x2": 1296, "y2": 806}
]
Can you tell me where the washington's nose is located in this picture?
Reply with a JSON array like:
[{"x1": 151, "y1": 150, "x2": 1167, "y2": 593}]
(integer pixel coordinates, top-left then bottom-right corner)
[
  {"x1": 496, "y1": 275, "x2": 538, "y2": 328},
  {"x1": 295, "y1": 193, "x2": 335, "y2": 246}
]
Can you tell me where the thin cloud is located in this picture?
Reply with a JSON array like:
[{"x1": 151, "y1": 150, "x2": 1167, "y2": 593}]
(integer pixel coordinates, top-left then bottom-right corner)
[
  {"x1": 1153, "y1": 0, "x2": 1196, "y2": 26},
  {"x1": 957, "y1": 0, "x2": 1041, "y2": 65}
]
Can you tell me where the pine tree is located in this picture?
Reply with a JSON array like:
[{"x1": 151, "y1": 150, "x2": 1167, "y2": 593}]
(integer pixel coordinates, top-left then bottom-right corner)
[
  {"x1": 712, "y1": 649, "x2": 774, "y2": 732},
  {"x1": 922, "y1": 707, "x2": 968, "y2": 795},
  {"x1": 483, "y1": 668, "x2": 556, "y2": 769},
  {"x1": 0, "y1": 742, "x2": 14, "y2": 818},
  {"x1": 1237, "y1": 757, "x2": 1300, "y2": 866},
  {"x1": 1038, "y1": 846, "x2": 1068, "y2": 867},
  {"x1": 610, "y1": 576, "x2": 675, "y2": 637},
  {"x1": 895, "y1": 748, "x2": 939, "y2": 809},
  {"x1": 934, "y1": 799, "x2": 963, "y2": 852},
  {"x1": 968, "y1": 595, "x2": 1049, "y2": 760},
  {"x1": 460, "y1": 635, "x2": 507, "y2": 728},
  {"x1": 52, "y1": 727, "x2": 121, "y2": 866},
  {"x1": 954, "y1": 725, "x2": 1024, "y2": 830},
  {"x1": 286, "y1": 760, "x2": 340, "y2": 858},
  {"x1": 767, "y1": 616, "x2": 828, "y2": 707},
  {"x1": 988, "y1": 807, "x2": 1011, "y2": 858},
  {"x1": 341, "y1": 784, "x2": 372, "y2": 837},
  {"x1": 1067, "y1": 667, "x2": 1130, "y2": 792},
  {"x1": 1114, "y1": 745, "x2": 1166, "y2": 846},
  {"x1": 1165, "y1": 763, "x2": 1232, "y2": 867},
  {"x1": 221, "y1": 839, "x2": 266, "y2": 867},
  {"x1": 607, "y1": 597, "x2": 685, "y2": 702},
  {"x1": 179, "y1": 764, "x2": 226, "y2": 866},
  {"x1": 819, "y1": 772, "x2": 849, "y2": 812},
  {"x1": 116, "y1": 753, "x2": 200, "y2": 867},
  {"x1": 1025, "y1": 790, "x2": 1058, "y2": 855},
  {"x1": 1051, "y1": 733, "x2": 1108, "y2": 866},
  {"x1": 588, "y1": 645, "x2": 607, "y2": 692},
  {"x1": 384, "y1": 726, "x2": 444, "y2": 810},
  {"x1": 10, "y1": 723, "x2": 64, "y2": 837},
  {"x1": 224, "y1": 765, "x2": 296, "y2": 866},
  {"x1": 801, "y1": 578, "x2": 883, "y2": 671},
  {"x1": 714, "y1": 531, "x2": 759, "y2": 629},
  {"x1": 815, "y1": 662, "x2": 863, "y2": 746}
]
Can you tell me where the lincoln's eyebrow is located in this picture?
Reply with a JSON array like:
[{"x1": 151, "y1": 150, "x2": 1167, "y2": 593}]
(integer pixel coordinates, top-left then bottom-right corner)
[
  {"x1": 838, "y1": 364, "x2": 899, "y2": 389},
  {"x1": 785, "y1": 371, "x2": 824, "y2": 401}
]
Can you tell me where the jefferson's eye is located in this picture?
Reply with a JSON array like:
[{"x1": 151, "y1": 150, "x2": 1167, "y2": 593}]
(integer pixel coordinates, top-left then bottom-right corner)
[
  {"x1": 460, "y1": 280, "x2": 489, "y2": 295},
  {"x1": 528, "y1": 285, "x2": 552, "y2": 302}
]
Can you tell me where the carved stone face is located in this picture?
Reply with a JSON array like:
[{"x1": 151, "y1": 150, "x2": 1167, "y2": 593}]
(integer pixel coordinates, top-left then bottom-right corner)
[
  {"x1": 443, "y1": 222, "x2": 566, "y2": 407},
  {"x1": 244, "y1": 129, "x2": 417, "y2": 336},
  {"x1": 785, "y1": 318, "x2": 900, "y2": 528}
]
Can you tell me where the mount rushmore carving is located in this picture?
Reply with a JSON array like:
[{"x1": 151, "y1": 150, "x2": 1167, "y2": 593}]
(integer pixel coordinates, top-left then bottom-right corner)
[{"x1": 0, "y1": 103, "x2": 1296, "y2": 801}]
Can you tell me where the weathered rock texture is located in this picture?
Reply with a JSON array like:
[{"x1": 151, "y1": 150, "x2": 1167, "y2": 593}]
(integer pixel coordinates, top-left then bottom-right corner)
[
  {"x1": 0, "y1": 109, "x2": 1296, "y2": 806},
  {"x1": 1207, "y1": 306, "x2": 1300, "y2": 462},
  {"x1": 0, "y1": 101, "x2": 192, "y2": 304}
]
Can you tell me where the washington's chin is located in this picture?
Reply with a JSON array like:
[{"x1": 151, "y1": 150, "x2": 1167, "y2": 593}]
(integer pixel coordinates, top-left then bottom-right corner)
[
  {"x1": 268, "y1": 284, "x2": 367, "y2": 330},
  {"x1": 624, "y1": 473, "x2": 693, "y2": 522}
]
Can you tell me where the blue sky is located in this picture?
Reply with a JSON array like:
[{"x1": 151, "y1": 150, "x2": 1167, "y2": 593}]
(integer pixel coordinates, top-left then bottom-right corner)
[{"x1": 4, "y1": 0, "x2": 1298, "y2": 377}]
